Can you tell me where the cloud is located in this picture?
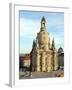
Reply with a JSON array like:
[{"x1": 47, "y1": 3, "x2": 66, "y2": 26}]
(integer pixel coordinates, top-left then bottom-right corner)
[
  {"x1": 20, "y1": 48, "x2": 32, "y2": 54},
  {"x1": 20, "y1": 18, "x2": 40, "y2": 39},
  {"x1": 20, "y1": 18, "x2": 41, "y2": 53},
  {"x1": 19, "y1": 12, "x2": 64, "y2": 53}
]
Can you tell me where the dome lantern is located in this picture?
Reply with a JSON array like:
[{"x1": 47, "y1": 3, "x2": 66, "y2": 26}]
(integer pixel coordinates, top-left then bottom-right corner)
[{"x1": 41, "y1": 16, "x2": 46, "y2": 30}]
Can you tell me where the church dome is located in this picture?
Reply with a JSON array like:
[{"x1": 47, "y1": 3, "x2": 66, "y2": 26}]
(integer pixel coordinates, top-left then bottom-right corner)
[
  {"x1": 37, "y1": 31, "x2": 49, "y2": 45},
  {"x1": 37, "y1": 16, "x2": 50, "y2": 50},
  {"x1": 58, "y1": 47, "x2": 63, "y2": 53}
]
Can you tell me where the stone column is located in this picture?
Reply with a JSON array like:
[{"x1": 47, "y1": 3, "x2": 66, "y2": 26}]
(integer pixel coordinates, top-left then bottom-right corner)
[
  {"x1": 47, "y1": 51, "x2": 53, "y2": 72},
  {"x1": 36, "y1": 52, "x2": 40, "y2": 72},
  {"x1": 46, "y1": 53, "x2": 49, "y2": 72},
  {"x1": 42, "y1": 52, "x2": 46, "y2": 72},
  {"x1": 54, "y1": 52, "x2": 58, "y2": 70}
]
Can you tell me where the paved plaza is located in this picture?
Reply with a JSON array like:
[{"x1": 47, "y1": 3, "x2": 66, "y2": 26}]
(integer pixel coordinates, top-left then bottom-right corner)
[{"x1": 19, "y1": 70, "x2": 64, "y2": 79}]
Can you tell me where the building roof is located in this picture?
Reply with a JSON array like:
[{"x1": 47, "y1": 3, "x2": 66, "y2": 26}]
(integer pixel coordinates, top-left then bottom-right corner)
[
  {"x1": 19, "y1": 54, "x2": 31, "y2": 60},
  {"x1": 24, "y1": 54, "x2": 30, "y2": 60}
]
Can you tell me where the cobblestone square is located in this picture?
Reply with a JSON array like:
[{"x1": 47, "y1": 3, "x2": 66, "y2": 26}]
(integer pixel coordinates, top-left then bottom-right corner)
[{"x1": 19, "y1": 70, "x2": 64, "y2": 79}]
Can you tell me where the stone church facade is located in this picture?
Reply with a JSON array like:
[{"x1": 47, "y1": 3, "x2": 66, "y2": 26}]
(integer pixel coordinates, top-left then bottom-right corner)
[{"x1": 31, "y1": 16, "x2": 58, "y2": 72}]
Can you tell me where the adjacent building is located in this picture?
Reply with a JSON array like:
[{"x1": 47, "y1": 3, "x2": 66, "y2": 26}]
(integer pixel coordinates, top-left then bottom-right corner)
[
  {"x1": 19, "y1": 54, "x2": 31, "y2": 70},
  {"x1": 58, "y1": 47, "x2": 64, "y2": 69}
]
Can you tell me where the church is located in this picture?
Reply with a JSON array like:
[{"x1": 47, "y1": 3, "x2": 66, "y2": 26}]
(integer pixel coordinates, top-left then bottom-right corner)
[{"x1": 31, "y1": 16, "x2": 58, "y2": 72}]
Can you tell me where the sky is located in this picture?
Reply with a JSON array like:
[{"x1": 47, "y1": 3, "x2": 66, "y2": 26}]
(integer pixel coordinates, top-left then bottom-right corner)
[{"x1": 19, "y1": 10, "x2": 64, "y2": 54}]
